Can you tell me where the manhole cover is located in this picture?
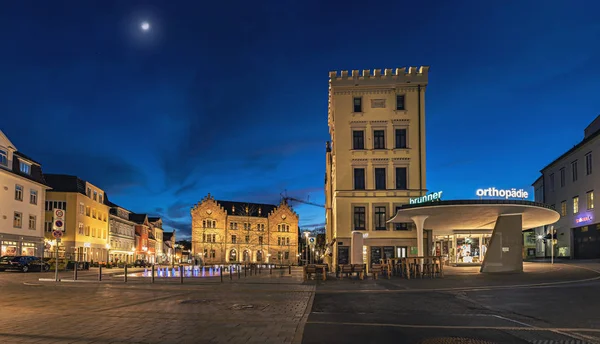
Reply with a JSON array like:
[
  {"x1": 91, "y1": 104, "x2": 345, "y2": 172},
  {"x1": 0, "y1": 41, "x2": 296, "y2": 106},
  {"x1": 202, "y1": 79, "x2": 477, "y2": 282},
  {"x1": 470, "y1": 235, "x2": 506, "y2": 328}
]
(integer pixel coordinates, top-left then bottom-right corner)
[
  {"x1": 231, "y1": 304, "x2": 255, "y2": 310},
  {"x1": 420, "y1": 337, "x2": 497, "y2": 344},
  {"x1": 179, "y1": 299, "x2": 210, "y2": 304}
]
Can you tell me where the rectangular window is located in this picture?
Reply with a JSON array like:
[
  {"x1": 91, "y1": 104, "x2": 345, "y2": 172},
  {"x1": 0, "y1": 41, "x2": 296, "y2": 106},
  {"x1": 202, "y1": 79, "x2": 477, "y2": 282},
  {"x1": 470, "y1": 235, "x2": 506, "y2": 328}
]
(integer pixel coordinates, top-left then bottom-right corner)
[
  {"x1": 354, "y1": 168, "x2": 365, "y2": 190},
  {"x1": 99, "y1": 194, "x2": 103, "y2": 204},
  {"x1": 572, "y1": 160, "x2": 578, "y2": 182},
  {"x1": 561, "y1": 201, "x2": 567, "y2": 217},
  {"x1": 573, "y1": 196, "x2": 579, "y2": 214},
  {"x1": 549, "y1": 173, "x2": 555, "y2": 192},
  {"x1": 396, "y1": 95, "x2": 405, "y2": 110},
  {"x1": 587, "y1": 190, "x2": 594, "y2": 209},
  {"x1": 93, "y1": 191, "x2": 97, "y2": 201},
  {"x1": 395, "y1": 129, "x2": 407, "y2": 148},
  {"x1": 0, "y1": 149, "x2": 7, "y2": 166},
  {"x1": 85, "y1": 226, "x2": 90, "y2": 236},
  {"x1": 19, "y1": 161, "x2": 30, "y2": 175},
  {"x1": 560, "y1": 168, "x2": 565, "y2": 187},
  {"x1": 395, "y1": 167, "x2": 407, "y2": 190},
  {"x1": 85, "y1": 206, "x2": 90, "y2": 216},
  {"x1": 374, "y1": 206, "x2": 387, "y2": 230},
  {"x1": 28, "y1": 215, "x2": 36, "y2": 230},
  {"x1": 353, "y1": 206, "x2": 366, "y2": 230},
  {"x1": 353, "y1": 97, "x2": 362, "y2": 112},
  {"x1": 79, "y1": 203, "x2": 85, "y2": 214},
  {"x1": 232, "y1": 235, "x2": 236, "y2": 244},
  {"x1": 373, "y1": 130, "x2": 385, "y2": 149},
  {"x1": 30, "y1": 190, "x2": 38, "y2": 205},
  {"x1": 86, "y1": 187, "x2": 91, "y2": 197},
  {"x1": 14, "y1": 212, "x2": 22, "y2": 228},
  {"x1": 258, "y1": 236, "x2": 263, "y2": 244},
  {"x1": 15, "y1": 185, "x2": 23, "y2": 201},
  {"x1": 375, "y1": 168, "x2": 386, "y2": 190},
  {"x1": 352, "y1": 130, "x2": 365, "y2": 149},
  {"x1": 245, "y1": 235, "x2": 249, "y2": 243},
  {"x1": 586, "y1": 152, "x2": 593, "y2": 175},
  {"x1": 78, "y1": 223, "x2": 84, "y2": 234}
]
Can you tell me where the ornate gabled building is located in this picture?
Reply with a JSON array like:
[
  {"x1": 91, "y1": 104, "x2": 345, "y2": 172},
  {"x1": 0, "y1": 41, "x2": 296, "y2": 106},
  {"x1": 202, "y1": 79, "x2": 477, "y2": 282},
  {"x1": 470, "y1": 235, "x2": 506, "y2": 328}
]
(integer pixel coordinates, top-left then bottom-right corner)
[
  {"x1": 148, "y1": 217, "x2": 164, "y2": 263},
  {"x1": 191, "y1": 193, "x2": 299, "y2": 264},
  {"x1": 0, "y1": 130, "x2": 50, "y2": 257},
  {"x1": 108, "y1": 202, "x2": 136, "y2": 263}
]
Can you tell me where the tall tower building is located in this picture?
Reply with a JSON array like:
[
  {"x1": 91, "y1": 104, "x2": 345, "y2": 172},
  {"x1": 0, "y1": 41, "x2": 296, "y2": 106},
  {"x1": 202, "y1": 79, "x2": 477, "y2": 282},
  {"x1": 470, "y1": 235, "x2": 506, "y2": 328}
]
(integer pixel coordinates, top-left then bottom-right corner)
[{"x1": 325, "y1": 66, "x2": 430, "y2": 270}]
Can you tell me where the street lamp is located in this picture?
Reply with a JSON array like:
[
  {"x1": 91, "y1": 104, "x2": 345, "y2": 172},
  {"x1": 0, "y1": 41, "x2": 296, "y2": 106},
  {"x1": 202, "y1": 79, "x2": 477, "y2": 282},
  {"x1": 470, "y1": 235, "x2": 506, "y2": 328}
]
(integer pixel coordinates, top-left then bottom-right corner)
[{"x1": 303, "y1": 232, "x2": 310, "y2": 265}]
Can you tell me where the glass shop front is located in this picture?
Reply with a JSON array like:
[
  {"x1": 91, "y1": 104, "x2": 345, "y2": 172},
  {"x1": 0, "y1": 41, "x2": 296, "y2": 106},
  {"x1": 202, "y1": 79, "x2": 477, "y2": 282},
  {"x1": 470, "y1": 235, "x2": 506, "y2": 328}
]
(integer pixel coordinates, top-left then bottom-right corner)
[{"x1": 433, "y1": 231, "x2": 492, "y2": 265}]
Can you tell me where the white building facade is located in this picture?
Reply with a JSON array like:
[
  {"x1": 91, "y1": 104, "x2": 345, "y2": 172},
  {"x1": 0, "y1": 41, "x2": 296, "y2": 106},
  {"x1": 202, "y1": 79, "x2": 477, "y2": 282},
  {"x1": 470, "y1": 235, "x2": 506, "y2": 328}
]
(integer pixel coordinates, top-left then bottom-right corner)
[
  {"x1": 532, "y1": 115, "x2": 600, "y2": 259},
  {"x1": 108, "y1": 204, "x2": 136, "y2": 263},
  {"x1": 0, "y1": 130, "x2": 50, "y2": 257}
]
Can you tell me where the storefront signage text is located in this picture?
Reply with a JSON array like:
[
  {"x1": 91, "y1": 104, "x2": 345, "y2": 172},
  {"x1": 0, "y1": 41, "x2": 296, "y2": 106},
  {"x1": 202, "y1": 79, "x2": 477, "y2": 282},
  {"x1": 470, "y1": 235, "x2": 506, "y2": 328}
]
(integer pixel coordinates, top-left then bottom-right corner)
[
  {"x1": 575, "y1": 215, "x2": 593, "y2": 224},
  {"x1": 476, "y1": 187, "x2": 529, "y2": 199},
  {"x1": 410, "y1": 191, "x2": 443, "y2": 204}
]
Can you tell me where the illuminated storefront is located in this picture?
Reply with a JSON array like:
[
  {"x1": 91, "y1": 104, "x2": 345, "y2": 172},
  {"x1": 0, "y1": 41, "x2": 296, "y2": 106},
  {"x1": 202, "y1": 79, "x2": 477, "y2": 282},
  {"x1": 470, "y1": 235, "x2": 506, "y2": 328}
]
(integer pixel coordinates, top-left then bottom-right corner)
[
  {"x1": 433, "y1": 231, "x2": 492, "y2": 265},
  {"x1": 1, "y1": 237, "x2": 44, "y2": 257}
]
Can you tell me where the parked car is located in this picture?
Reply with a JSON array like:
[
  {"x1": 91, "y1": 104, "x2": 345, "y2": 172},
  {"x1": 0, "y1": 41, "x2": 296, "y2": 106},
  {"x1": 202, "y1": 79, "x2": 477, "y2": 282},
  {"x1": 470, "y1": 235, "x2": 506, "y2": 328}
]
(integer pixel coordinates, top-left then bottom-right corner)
[
  {"x1": 0, "y1": 256, "x2": 50, "y2": 272},
  {"x1": 133, "y1": 259, "x2": 151, "y2": 267}
]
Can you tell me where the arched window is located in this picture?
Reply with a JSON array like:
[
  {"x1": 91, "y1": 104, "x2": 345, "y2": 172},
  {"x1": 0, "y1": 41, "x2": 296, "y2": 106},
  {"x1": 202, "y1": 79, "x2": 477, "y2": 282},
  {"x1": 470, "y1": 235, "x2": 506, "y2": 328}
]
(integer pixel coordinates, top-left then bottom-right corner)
[
  {"x1": 229, "y1": 249, "x2": 237, "y2": 262},
  {"x1": 256, "y1": 250, "x2": 263, "y2": 262},
  {"x1": 243, "y1": 250, "x2": 250, "y2": 262}
]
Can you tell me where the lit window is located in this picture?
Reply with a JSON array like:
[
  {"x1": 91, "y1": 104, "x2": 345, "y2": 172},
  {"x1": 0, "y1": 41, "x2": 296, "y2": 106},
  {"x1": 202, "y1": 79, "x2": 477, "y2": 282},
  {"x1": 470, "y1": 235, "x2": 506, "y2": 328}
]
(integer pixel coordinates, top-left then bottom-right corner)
[
  {"x1": 561, "y1": 201, "x2": 567, "y2": 217},
  {"x1": 587, "y1": 191, "x2": 594, "y2": 209},
  {"x1": 19, "y1": 161, "x2": 30, "y2": 175},
  {"x1": 0, "y1": 149, "x2": 7, "y2": 166},
  {"x1": 15, "y1": 185, "x2": 23, "y2": 201},
  {"x1": 29, "y1": 190, "x2": 38, "y2": 205},
  {"x1": 573, "y1": 196, "x2": 579, "y2": 214},
  {"x1": 14, "y1": 212, "x2": 22, "y2": 228}
]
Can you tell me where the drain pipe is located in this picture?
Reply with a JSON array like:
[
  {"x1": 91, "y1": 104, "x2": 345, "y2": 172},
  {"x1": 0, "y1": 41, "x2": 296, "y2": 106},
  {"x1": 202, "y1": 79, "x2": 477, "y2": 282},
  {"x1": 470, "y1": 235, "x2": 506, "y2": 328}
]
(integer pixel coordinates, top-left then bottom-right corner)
[{"x1": 418, "y1": 84, "x2": 423, "y2": 193}]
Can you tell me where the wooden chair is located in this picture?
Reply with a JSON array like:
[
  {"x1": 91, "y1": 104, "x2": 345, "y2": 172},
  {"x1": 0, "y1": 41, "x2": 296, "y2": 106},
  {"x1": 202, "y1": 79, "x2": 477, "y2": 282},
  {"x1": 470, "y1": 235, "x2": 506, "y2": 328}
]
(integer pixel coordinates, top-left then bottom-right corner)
[
  {"x1": 352, "y1": 264, "x2": 365, "y2": 280},
  {"x1": 304, "y1": 265, "x2": 317, "y2": 280},
  {"x1": 339, "y1": 264, "x2": 353, "y2": 279},
  {"x1": 370, "y1": 264, "x2": 383, "y2": 280}
]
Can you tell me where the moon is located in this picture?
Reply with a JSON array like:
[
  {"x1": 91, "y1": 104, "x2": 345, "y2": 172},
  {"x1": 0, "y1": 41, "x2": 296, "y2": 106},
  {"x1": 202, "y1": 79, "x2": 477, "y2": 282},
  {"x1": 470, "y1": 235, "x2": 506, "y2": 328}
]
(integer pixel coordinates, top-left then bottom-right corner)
[{"x1": 140, "y1": 21, "x2": 150, "y2": 31}]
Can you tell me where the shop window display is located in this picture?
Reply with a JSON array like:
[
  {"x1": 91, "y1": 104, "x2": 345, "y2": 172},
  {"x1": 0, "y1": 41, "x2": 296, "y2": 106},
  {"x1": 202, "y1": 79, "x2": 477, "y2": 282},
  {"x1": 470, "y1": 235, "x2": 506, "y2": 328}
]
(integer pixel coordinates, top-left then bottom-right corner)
[{"x1": 1, "y1": 241, "x2": 18, "y2": 256}]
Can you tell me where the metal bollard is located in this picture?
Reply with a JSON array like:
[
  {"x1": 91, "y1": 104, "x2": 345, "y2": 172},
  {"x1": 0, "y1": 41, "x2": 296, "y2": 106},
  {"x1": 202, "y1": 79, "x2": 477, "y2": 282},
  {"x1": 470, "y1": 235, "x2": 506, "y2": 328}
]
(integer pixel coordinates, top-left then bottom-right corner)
[
  {"x1": 151, "y1": 265, "x2": 155, "y2": 284},
  {"x1": 180, "y1": 265, "x2": 184, "y2": 284},
  {"x1": 124, "y1": 265, "x2": 128, "y2": 283},
  {"x1": 98, "y1": 265, "x2": 102, "y2": 281},
  {"x1": 238, "y1": 265, "x2": 240, "y2": 279},
  {"x1": 270, "y1": 265, "x2": 272, "y2": 274},
  {"x1": 244, "y1": 264, "x2": 247, "y2": 277},
  {"x1": 289, "y1": 265, "x2": 291, "y2": 274},
  {"x1": 73, "y1": 263, "x2": 78, "y2": 281},
  {"x1": 220, "y1": 266, "x2": 223, "y2": 283},
  {"x1": 230, "y1": 266, "x2": 233, "y2": 280}
]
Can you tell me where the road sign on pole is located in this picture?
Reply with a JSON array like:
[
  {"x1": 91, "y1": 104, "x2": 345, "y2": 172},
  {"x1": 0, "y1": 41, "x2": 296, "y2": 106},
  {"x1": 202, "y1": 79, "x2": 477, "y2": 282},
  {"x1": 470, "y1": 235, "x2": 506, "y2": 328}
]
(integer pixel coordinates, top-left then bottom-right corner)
[
  {"x1": 308, "y1": 237, "x2": 316, "y2": 246},
  {"x1": 52, "y1": 230, "x2": 63, "y2": 239},
  {"x1": 53, "y1": 209, "x2": 65, "y2": 231}
]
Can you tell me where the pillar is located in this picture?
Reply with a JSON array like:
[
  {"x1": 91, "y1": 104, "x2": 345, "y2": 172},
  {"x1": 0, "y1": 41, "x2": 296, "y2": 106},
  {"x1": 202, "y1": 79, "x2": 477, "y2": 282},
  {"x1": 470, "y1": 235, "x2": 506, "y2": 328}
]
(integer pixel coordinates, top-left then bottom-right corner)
[
  {"x1": 480, "y1": 214, "x2": 524, "y2": 273},
  {"x1": 411, "y1": 215, "x2": 429, "y2": 257},
  {"x1": 351, "y1": 231, "x2": 364, "y2": 265}
]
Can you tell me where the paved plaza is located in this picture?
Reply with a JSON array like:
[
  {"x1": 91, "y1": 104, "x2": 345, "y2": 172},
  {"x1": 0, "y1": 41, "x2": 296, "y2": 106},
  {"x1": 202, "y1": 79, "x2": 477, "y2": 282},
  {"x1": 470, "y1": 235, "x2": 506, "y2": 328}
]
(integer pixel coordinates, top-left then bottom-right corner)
[{"x1": 0, "y1": 262, "x2": 599, "y2": 343}]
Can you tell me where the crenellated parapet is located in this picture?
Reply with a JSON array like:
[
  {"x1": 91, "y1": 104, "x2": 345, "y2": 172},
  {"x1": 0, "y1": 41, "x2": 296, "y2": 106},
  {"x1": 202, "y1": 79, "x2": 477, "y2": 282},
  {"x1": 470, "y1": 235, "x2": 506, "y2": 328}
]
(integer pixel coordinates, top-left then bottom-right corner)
[{"x1": 329, "y1": 66, "x2": 429, "y2": 86}]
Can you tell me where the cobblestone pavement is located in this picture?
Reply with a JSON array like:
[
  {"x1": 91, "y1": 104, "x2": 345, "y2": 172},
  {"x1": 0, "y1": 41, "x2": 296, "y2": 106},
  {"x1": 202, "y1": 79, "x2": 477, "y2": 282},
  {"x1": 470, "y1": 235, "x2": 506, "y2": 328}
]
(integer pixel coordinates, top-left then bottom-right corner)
[
  {"x1": 0, "y1": 267, "x2": 314, "y2": 344},
  {"x1": 302, "y1": 262, "x2": 600, "y2": 344}
]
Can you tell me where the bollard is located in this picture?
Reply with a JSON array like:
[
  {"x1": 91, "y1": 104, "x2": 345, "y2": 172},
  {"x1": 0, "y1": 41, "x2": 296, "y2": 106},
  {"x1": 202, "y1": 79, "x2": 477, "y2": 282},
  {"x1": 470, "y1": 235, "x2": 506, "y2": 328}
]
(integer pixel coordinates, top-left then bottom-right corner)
[
  {"x1": 124, "y1": 265, "x2": 128, "y2": 283},
  {"x1": 259, "y1": 265, "x2": 261, "y2": 274},
  {"x1": 289, "y1": 265, "x2": 291, "y2": 275},
  {"x1": 180, "y1": 265, "x2": 184, "y2": 284},
  {"x1": 73, "y1": 263, "x2": 78, "y2": 281},
  {"x1": 238, "y1": 265, "x2": 240, "y2": 279},
  {"x1": 98, "y1": 265, "x2": 102, "y2": 281},
  {"x1": 270, "y1": 265, "x2": 272, "y2": 274},
  {"x1": 151, "y1": 265, "x2": 155, "y2": 284},
  {"x1": 220, "y1": 266, "x2": 223, "y2": 283},
  {"x1": 244, "y1": 264, "x2": 247, "y2": 277},
  {"x1": 230, "y1": 266, "x2": 233, "y2": 280},
  {"x1": 250, "y1": 264, "x2": 253, "y2": 276}
]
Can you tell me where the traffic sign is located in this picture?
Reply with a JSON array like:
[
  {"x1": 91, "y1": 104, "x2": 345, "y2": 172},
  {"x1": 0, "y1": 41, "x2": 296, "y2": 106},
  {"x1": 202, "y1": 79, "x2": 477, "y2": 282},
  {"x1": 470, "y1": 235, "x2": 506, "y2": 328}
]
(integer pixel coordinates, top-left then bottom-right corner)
[
  {"x1": 52, "y1": 230, "x2": 63, "y2": 239},
  {"x1": 53, "y1": 208, "x2": 65, "y2": 231},
  {"x1": 308, "y1": 237, "x2": 316, "y2": 246}
]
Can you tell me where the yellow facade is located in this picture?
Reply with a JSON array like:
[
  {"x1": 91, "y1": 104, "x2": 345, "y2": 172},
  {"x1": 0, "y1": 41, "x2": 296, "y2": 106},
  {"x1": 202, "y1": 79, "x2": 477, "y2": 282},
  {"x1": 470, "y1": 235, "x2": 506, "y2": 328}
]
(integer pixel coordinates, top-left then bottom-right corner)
[
  {"x1": 191, "y1": 194, "x2": 299, "y2": 265},
  {"x1": 325, "y1": 67, "x2": 430, "y2": 270},
  {"x1": 44, "y1": 180, "x2": 110, "y2": 262}
]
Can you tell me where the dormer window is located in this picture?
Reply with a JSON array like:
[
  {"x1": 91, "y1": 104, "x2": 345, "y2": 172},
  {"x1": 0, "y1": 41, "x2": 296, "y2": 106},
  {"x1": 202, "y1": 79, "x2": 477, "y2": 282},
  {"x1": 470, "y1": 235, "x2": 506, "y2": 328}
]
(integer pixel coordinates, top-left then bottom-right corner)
[
  {"x1": 99, "y1": 194, "x2": 103, "y2": 204},
  {"x1": 0, "y1": 149, "x2": 7, "y2": 167},
  {"x1": 93, "y1": 190, "x2": 97, "y2": 201},
  {"x1": 232, "y1": 205, "x2": 235, "y2": 213},
  {"x1": 19, "y1": 161, "x2": 31, "y2": 175}
]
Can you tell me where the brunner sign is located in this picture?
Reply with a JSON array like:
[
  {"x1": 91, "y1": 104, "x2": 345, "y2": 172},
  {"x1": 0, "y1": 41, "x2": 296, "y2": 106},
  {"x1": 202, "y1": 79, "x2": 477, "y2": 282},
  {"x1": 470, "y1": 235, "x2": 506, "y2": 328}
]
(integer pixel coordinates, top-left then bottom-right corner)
[
  {"x1": 476, "y1": 187, "x2": 529, "y2": 199},
  {"x1": 410, "y1": 191, "x2": 443, "y2": 204}
]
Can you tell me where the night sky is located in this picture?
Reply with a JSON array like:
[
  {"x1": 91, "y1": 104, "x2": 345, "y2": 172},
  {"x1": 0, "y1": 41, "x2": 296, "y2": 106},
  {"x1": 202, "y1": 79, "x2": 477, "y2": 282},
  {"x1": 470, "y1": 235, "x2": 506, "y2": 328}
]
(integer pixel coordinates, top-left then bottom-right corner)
[{"x1": 1, "y1": 1, "x2": 598, "y2": 239}]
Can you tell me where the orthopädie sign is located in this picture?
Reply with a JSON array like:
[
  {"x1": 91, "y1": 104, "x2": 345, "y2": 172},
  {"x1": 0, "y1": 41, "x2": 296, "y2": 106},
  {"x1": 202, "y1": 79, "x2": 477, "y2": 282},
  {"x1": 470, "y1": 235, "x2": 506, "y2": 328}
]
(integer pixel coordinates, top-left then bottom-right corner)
[
  {"x1": 476, "y1": 187, "x2": 529, "y2": 199},
  {"x1": 410, "y1": 191, "x2": 443, "y2": 204}
]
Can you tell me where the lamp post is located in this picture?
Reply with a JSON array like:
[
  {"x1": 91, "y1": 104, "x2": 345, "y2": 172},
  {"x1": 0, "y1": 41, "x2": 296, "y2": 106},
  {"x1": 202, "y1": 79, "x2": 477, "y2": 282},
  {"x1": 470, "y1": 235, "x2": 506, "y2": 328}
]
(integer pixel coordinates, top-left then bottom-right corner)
[{"x1": 303, "y1": 232, "x2": 310, "y2": 265}]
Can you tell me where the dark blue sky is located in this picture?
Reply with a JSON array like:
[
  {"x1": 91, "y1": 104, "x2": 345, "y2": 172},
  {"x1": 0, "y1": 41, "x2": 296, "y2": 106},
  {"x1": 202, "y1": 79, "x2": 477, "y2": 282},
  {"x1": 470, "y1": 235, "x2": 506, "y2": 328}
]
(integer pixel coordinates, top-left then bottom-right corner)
[{"x1": 1, "y1": 1, "x2": 598, "y2": 239}]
